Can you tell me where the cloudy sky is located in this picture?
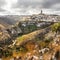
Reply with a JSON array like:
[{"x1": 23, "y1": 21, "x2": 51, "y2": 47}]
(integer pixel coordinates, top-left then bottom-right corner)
[{"x1": 0, "y1": 0, "x2": 60, "y2": 15}]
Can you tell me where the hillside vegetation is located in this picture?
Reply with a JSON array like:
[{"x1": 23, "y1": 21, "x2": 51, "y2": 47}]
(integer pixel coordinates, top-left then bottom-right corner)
[{"x1": 0, "y1": 22, "x2": 60, "y2": 60}]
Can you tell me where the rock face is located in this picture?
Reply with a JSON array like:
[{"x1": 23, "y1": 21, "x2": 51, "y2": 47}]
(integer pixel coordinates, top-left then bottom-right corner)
[
  {"x1": 0, "y1": 24, "x2": 11, "y2": 45},
  {"x1": 8, "y1": 26, "x2": 22, "y2": 37},
  {"x1": 0, "y1": 23, "x2": 22, "y2": 46}
]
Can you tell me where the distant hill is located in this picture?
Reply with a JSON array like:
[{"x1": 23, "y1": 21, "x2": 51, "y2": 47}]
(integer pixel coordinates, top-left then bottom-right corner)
[
  {"x1": 0, "y1": 16, "x2": 17, "y2": 27},
  {"x1": 0, "y1": 15, "x2": 31, "y2": 27}
]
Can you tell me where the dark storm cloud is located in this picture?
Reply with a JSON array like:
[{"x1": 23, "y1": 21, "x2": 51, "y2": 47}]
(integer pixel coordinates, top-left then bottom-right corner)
[
  {"x1": 0, "y1": 0, "x2": 60, "y2": 15},
  {"x1": 43, "y1": 0, "x2": 60, "y2": 8},
  {"x1": 11, "y1": 0, "x2": 60, "y2": 15},
  {"x1": 0, "y1": 0, "x2": 6, "y2": 12},
  {"x1": 0, "y1": 0, "x2": 6, "y2": 6},
  {"x1": 12, "y1": 0, "x2": 60, "y2": 9},
  {"x1": 12, "y1": 0, "x2": 43, "y2": 8},
  {"x1": 0, "y1": 8, "x2": 6, "y2": 12}
]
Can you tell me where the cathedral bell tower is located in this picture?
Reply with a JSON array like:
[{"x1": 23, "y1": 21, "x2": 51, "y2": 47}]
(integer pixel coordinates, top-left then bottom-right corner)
[{"x1": 41, "y1": 10, "x2": 43, "y2": 14}]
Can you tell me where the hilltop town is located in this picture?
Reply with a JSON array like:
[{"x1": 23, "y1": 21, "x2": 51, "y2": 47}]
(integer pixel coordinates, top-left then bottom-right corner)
[{"x1": 20, "y1": 10, "x2": 60, "y2": 22}]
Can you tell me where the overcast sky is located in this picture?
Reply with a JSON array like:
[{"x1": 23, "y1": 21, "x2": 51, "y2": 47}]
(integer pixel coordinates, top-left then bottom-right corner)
[{"x1": 0, "y1": 0, "x2": 60, "y2": 15}]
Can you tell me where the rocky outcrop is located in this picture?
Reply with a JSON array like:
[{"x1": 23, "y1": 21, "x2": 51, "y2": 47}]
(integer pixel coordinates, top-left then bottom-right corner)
[
  {"x1": 0, "y1": 24, "x2": 11, "y2": 45},
  {"x1": 0, "y1": 23, "x2": 22, "y2": 46}
]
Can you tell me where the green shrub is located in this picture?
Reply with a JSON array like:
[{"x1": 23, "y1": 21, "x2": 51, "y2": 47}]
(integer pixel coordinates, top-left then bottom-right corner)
[{"x1": 51, "y1": 22, "x2": 60, "y2": 32}]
